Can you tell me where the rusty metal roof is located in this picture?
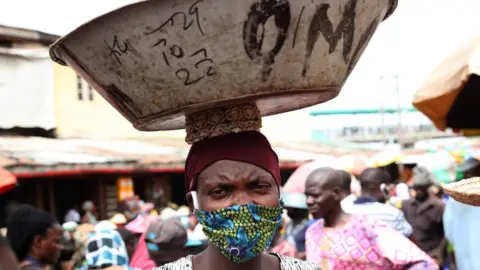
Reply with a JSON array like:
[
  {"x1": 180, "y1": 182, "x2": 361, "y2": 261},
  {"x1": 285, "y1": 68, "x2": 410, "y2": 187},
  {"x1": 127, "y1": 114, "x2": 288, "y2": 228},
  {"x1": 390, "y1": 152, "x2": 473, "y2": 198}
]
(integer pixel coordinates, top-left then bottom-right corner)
[
  {"x1": 0, "y1": 136, "x2": 370, "y2": 177},
  {"x1": 0, "y1": 25, "x2": 59, "y2": 44}
]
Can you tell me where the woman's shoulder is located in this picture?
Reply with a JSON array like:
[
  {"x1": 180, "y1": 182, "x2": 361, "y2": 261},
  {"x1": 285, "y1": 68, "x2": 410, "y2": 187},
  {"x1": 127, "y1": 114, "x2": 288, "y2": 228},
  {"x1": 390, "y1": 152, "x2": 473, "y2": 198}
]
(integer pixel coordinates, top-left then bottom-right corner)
[
  {"x1": 152, "y1": 255, "x2": 194, "y2": 270},
  {"x1": 274, "y1": 253, "x2": 321, "y2": 270}
]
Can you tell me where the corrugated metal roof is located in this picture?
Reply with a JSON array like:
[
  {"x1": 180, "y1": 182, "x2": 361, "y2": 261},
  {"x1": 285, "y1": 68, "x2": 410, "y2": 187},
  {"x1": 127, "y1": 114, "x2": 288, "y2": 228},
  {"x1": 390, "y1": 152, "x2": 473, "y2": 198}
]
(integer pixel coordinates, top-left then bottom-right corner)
[{"x1": 0, "y1": 136, "x2": 374, "y2": 177}]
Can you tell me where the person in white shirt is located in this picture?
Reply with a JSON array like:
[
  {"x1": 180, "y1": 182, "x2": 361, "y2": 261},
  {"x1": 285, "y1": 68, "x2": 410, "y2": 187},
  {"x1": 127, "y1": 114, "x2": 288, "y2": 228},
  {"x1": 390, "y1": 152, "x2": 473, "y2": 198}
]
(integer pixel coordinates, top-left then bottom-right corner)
[{"x1": 344, "y1": 168, "x2": 413, "y2": 238}]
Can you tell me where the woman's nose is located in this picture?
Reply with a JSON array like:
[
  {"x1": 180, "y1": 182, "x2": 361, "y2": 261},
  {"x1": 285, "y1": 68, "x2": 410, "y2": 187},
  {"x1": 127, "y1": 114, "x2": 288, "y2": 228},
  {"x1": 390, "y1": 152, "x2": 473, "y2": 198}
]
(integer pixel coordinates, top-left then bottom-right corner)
[{"x1": 232, "y1": 191, "x2": 254, "y2": 206}]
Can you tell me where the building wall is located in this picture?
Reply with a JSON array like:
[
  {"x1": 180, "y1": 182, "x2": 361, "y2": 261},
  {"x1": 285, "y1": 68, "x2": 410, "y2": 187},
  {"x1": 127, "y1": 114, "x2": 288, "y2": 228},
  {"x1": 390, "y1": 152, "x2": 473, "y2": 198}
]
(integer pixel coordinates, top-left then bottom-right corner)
[
  {"x1": 53, "y1": 64, "x2": 185, "y2": 139},
  {"x1": 0, "y1": 52, "x2": 55, "y2": 129},
  {"x1": 53, "y1": 64, "x2": 313, "y2": 142}
]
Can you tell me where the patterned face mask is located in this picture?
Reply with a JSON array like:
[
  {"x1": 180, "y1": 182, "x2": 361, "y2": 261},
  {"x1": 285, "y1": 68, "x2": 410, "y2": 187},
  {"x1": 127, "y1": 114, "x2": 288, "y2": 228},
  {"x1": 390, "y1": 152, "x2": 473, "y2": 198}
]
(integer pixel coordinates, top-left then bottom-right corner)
[{"x1": 195, "y1": 203, "x2": 283, "y2": 263}]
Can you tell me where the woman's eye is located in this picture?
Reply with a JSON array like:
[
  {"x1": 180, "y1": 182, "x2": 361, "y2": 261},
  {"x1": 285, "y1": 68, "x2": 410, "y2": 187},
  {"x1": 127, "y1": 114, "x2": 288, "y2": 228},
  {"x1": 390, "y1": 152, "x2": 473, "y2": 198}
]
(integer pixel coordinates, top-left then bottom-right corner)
[
  {"x1": 255, "y1": 183, "x2": 271, "y2": 190},
  {"x1": 210, "y1": 188, "x2": 227, "y2": 196}
]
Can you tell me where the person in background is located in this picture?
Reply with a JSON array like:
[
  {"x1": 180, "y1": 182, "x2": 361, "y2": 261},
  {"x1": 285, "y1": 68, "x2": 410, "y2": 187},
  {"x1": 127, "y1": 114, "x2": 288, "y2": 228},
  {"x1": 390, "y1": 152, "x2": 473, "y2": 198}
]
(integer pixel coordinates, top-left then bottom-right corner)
[
  {"x1": 58, "y1": 222, "x2": 78, "y2": 270},
  {"x1": 128, "y1": 222, "x2": 156, "y2": 270},
  {"x1": 402, "y1": 166, "x2": 445, "y2": 266},
  {"x1": 116, "y1": 228, "x2": 137, "y2": 260},
  {"x1": 304, "y1": 168, "x2": 437, "y2": 269},
  {"x1": 379, "y1": 162, "x2": 400, "y2": 184},
  {"x1": 282, "y1": 192, "x2": 309, "y2": 259},
  {"x1": 64, "y1": 205, "x2": 81, "y2": 223},
  {"x1": 430, "y1": 185, "x2": 446, "y2": 202},
  {"x1": 81, "y1": 201, "x2": 98, "y2": 225},
  {"x1": 345, "y1": 168, "x2": 413, "y2": 238},
  {"x1": 267, "y1": 221, "x2": 296, "y2": 258},
  {"x1": 6, "y1": 205, "x2": 63, "y2": 270},
  {"x1": 332, "y1": 170, "x2": 357, "y2": 214},
  {"x1": 400, "y1": 163, "x2": 417, "y2": 186},
  {"x1": 442, "y1": 157, "x2": 480, "y2": 270},
  {"x1": 144, "y1": 219, "x2": 190, "y2": 266},
  {"x1": 0, "y1": 235, "x2": 19, "y2": 270},
  {"x1": 459, "y1": 157, "x2": 480, "y2": 178},
  {"x1": 71, "y1": 223, "x2": 95, "y2": 270},
  {"x1": 109, "y1": 213, "x2": 128, "y2": 228},
  {"x1": 83, "y1": 229, "x2": 137, "y2": 270}
]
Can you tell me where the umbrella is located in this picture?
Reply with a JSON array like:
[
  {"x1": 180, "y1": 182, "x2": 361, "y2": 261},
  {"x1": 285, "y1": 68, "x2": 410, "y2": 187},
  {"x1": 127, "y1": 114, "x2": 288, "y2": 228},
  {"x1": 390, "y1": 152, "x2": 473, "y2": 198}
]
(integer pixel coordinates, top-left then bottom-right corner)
[
  {"x1": 0, "y1": 167, "x2": 16, "y2": 195},
  {"x1": 369, "y1": 150, "x2": 403, "y2": 168},
  {"x1": 413, "y1": 36, "x2": 480, "y2": 132},
  {"x1": 283, "y1": 157, "x2": 337, "y2": 193},
  {"x1": 337, "y1": 155, "x2": 369, "y2": 176}
]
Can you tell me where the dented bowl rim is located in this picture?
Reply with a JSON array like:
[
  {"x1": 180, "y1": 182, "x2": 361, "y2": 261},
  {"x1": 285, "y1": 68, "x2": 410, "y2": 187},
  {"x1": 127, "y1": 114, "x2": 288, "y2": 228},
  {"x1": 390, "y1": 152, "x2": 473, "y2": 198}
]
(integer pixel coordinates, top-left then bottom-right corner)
[{"x1": 49, "y1": 0, "x2": 399, "y2": 65}]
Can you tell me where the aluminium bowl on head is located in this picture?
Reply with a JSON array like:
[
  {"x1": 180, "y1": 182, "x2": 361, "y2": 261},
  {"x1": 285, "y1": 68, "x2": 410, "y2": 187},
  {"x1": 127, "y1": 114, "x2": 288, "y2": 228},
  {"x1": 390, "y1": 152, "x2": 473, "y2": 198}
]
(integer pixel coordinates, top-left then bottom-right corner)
[{"x1": 50, "y1": 0, "x2": 398, "y2": 134}]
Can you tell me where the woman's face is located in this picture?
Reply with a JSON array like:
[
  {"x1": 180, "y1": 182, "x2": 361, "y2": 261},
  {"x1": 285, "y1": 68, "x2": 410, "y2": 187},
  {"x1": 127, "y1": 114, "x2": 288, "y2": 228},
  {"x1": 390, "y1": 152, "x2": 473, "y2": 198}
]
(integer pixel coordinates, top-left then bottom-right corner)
[{"x1": 194, "y1": 160, "x2": 280, "y2": 211}]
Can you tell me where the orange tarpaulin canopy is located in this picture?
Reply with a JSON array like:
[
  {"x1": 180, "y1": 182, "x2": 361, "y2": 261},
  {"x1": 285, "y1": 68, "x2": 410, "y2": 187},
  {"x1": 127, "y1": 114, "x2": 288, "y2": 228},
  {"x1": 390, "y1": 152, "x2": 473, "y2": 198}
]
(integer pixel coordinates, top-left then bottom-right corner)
[
  {"x1": 413, "y1": 36, "x2": 480, "y2": 131},
  {"x1": 0, "y1": 167, "x2": 16, "y2": 195}
]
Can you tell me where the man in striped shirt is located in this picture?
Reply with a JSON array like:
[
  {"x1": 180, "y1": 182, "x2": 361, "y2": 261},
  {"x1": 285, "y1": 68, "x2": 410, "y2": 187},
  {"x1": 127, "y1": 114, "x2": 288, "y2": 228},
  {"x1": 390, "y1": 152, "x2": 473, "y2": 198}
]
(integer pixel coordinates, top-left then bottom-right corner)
[{"x1": 343, "y1": 168, "x2": 414, "y2": 238}]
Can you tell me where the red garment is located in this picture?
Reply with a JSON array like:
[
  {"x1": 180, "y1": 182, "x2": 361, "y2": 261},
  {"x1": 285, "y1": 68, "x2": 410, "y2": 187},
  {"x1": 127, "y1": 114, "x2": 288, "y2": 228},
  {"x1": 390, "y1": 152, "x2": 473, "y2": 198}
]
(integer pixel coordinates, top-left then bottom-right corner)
[
  {"x1": 130, "y1": 232, "x2": 156, "y2": 270},
  {"x1": 185, "y1": 131, "x2": 280, "y2": 191}
]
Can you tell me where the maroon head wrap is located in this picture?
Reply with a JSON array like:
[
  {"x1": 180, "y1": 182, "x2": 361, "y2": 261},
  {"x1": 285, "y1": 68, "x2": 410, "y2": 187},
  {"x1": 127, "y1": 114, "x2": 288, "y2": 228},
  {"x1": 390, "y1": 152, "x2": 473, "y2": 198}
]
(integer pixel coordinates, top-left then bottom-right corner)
[{"x1": 185, "y1": 131, "x2": 280, "y2": 192}]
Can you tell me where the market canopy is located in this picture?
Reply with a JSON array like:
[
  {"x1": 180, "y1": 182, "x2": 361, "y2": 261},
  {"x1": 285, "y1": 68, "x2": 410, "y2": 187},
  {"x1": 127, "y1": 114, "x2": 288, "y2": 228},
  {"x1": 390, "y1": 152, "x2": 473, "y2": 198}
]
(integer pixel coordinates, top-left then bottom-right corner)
[{"x1": 413, "y1": 36, "x2": 480, "y2": 133}]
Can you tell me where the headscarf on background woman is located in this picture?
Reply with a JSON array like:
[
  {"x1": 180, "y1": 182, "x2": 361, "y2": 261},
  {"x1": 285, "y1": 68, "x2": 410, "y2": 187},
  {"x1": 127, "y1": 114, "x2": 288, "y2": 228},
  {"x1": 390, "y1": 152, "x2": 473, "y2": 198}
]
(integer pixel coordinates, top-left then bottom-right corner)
[{"x1": 82, "y1": 229, "x2": 138, "y2": 270}]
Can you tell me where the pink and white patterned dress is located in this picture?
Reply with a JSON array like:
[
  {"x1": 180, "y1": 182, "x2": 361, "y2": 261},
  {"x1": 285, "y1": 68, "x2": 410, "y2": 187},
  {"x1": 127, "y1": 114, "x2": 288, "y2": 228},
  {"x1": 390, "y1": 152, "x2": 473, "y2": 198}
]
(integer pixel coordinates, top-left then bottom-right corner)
[{"x1": 306, "y1": 215, "x2": 438, "y2": 270}]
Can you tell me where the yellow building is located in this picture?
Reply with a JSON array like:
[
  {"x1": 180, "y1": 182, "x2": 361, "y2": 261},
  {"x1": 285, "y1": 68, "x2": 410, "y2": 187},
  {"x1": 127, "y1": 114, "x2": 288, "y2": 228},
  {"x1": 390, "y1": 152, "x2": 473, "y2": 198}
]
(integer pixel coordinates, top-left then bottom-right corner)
[{"x1": 53, "y1": 63, "x2": 313, "y2": 142}]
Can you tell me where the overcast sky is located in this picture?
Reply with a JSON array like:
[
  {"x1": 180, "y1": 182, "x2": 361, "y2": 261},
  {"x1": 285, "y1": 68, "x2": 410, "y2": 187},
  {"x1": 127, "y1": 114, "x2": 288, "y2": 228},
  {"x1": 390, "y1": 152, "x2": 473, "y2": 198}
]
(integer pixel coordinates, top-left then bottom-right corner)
[
  {"x1": 0, "y1": 0, "x2": 136, "y2": 35},
  {"x1": 1, "y1": 0, "x2": 479, "y2": 111}
]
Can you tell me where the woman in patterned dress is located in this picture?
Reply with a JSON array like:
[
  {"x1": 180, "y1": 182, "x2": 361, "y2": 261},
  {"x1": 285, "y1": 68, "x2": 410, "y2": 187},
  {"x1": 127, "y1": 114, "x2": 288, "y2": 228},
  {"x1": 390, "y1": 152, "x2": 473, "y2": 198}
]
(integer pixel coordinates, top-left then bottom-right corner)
[{"x1": 154, "y1": 108, "x2": 320, "y2": 270}]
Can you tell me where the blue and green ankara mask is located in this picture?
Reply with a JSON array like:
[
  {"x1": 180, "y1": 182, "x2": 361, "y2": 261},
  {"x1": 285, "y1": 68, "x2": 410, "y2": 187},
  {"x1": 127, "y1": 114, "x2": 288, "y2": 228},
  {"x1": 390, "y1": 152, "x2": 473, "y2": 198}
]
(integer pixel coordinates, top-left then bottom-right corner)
[{"x1": 195, "y1": 203, "x2": 283, "y2": 263}]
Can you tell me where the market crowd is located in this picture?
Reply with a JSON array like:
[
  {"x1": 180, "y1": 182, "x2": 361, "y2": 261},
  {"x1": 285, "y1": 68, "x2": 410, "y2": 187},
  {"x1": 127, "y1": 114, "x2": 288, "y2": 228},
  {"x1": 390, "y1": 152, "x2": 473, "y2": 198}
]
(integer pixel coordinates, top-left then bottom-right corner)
[{"x1": 2, "y1": 157, "x2": 480, "y2": 270}]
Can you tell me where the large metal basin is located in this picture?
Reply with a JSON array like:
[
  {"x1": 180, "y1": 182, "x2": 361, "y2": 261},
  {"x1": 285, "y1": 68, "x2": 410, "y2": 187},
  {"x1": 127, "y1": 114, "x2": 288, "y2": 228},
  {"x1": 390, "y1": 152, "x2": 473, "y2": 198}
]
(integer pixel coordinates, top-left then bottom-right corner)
[{"x1": 51, "y1": 0, "x2": 397, "y2": 130}]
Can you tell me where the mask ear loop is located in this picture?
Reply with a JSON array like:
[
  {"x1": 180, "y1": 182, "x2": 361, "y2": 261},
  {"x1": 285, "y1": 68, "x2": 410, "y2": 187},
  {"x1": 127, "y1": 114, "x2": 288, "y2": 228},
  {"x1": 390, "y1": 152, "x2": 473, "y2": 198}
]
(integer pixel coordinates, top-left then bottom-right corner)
[{"x1": 191, "y1": 191, "x2": 200, "y2": 210}]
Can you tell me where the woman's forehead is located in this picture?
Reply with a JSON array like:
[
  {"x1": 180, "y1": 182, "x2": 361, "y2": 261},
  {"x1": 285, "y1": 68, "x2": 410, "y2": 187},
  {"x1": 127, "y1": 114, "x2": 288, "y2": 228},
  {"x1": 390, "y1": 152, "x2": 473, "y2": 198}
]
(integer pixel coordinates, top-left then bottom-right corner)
[{"x1": 198, "y1": 160, "x2": 273, "y2": 183}]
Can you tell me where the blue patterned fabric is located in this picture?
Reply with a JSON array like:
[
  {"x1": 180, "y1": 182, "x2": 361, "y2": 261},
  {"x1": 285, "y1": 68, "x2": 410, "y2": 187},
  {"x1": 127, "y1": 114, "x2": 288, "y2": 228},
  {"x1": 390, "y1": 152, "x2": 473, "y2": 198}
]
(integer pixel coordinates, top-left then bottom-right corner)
[
  {"x1": 195, "y1": 203, "x2": 283, "y2": 263},
  {"x1": 81, "y1": 229, "x2": 137, "y2": 270}
]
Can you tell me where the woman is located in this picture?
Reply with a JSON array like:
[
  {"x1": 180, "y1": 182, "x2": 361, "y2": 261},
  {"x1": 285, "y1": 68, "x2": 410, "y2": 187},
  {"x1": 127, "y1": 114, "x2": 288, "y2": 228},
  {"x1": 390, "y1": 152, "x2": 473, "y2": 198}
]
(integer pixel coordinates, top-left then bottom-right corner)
[
  {"x1": 82, "y1": 229, "x2": 138, "y2": 270},
  {"x1": 155, "y1": 107, "x2": 319, "y2": 270}
]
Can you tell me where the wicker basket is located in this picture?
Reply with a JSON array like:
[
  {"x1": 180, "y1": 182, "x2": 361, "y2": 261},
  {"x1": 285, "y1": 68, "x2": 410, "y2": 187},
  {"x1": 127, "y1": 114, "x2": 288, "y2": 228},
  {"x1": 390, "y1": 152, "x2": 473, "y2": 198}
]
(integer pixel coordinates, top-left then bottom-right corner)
[{"x1": 443, "y1": 177, "x2": 480, "y2": 206}]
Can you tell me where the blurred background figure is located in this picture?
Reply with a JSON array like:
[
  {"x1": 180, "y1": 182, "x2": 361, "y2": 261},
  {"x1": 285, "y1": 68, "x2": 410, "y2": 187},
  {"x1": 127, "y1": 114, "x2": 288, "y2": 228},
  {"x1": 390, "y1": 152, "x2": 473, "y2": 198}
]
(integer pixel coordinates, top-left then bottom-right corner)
[
  {"x1": 442, "y1": 157, "x2": 480, "y2": 270},
  {"x1": 267, "y1": 221, "x2": 296, "y2": 257},
  {"x1": 337, "y1": 170, "x2": 357, "y2": 211},
  {"x1": 71, "y1": 223, "x2": 95, "y2": 270},
  {"x1": 282, "y1": 192, "x2": 309, "y2": 260},
  {"x1": 144, "y1": 219, "x2": 192, "y2": 267},
  {"x1": 346, "y1": 168, "x2": 413, "y2": 239},
  {"x1": 402, "y1": 166, "x2": 446, "y2": 266},
  {"x1": 109, "y1": 214, "x2": 128, "y2": 228},
  {"x1": 59, "y1": 221, "x2": 78, "y2": 270},
  {"x1": 0, "y1": 235, "x2": 19, "y2": 270},
  {"x1": 81, "y1": 201, "x2": 98, "y2": 225},
  {"x1": 304, "y1": 167, "x2": 438, "y2": 269},
  {"x1": 116, "y1": 228, "x2": 137, "y2": 260},
  {"x1": 6, "y1": 205, "x2": 63, "y2": 270},
  {"x1": 64, "y1": 205, "x2": 81, "y2": 224},
  {"x1": 459, "y1": 157, "x2": 480, "y2": 178},
  {"x1": 83, "y1": 229, "x2": 136, "y2": 270}
]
